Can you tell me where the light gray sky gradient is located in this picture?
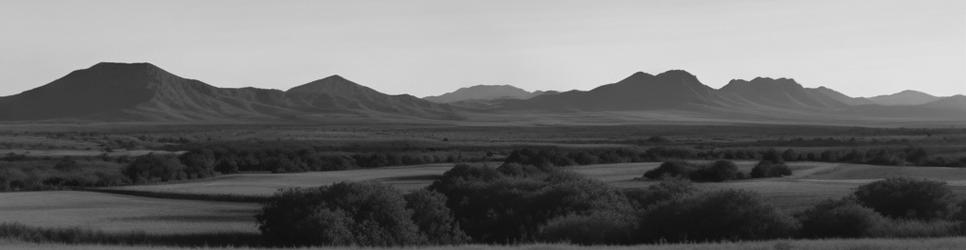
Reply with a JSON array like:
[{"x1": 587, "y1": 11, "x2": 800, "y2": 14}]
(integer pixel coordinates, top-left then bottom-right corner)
[{"x1": 1, "y1": 0, "x2": 964, "y2": 97}]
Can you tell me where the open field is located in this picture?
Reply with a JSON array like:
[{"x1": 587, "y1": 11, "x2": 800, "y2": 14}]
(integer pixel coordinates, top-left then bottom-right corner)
[
  {"x1": 108, "y1": 162, "x2": 497, "y2": 196},
  {"x1": 0, "y1": 191, "x2": 258, "y2": 234},
  {"x1": 8, "y1": 237, "x2": 966, "y2": 250}
]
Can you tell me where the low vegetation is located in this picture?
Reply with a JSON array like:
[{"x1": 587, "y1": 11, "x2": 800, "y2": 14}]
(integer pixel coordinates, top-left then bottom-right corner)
[{"x1": 251, "y1": 167, "x2": 966, "y2": 247}]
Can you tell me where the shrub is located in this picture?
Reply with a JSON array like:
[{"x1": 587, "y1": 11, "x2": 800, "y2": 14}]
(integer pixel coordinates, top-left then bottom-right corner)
[
  {"x1": 430, "y1": 165, "x2": 633, "y2": 243},
  {"x1": 749, "y1": 160, "x2": 792, "y2": 178},
  {"x1": 256, "y1": 182, "x2": 423, "y2": 246},
  {"x1": 642, "y1": 161, "x2": 698, "y2": 180},
  {"x1": 638, "y1": 189, "x2": 798, "y2": 242},
  {"x1": 853, "y1": 177, "x2": 957, "y2": 220},
  {"x1": 404, "y1": 190, "x2": 469, "y2": 245},
  {"x1": 623, "y1": 179, "x2": 695, "y2": 210},
  {"x1": 644, "y1": 160, "x2": 744, "y2": 182},
  {"x1": 538, "y1": 211, "x2": 636, "y2": 245},
  {"x1": 122, "y1": 154, "x2": 188, "y2": 184},
  {"x1": 691, "y1": 160, "x2": 743, "y2": 182},
  {"x1": 797, "y1": 199, "x2": 886, "y2": 238}
]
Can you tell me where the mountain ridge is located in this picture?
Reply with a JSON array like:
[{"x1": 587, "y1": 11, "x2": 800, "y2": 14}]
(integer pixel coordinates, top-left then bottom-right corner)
[{"x1": 0, "y1": 62, "x2": 962, "y2": 124}]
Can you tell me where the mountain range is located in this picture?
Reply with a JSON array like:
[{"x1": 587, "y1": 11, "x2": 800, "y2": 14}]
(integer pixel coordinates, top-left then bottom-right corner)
[
  {"x1": 0, "y1": 62, "x2": 962, "y2": 125},
  {"x1": 0, "y1": 63, "x2": 458, "y2": 122}
]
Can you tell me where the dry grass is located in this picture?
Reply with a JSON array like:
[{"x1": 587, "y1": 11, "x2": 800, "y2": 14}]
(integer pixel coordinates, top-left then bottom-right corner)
[
  {"x1": 8, "y1": 238, "x2": 966, "y2": 250},
  {"x1": 0, "y1": 191, "x2": 259, "y2": 234}
]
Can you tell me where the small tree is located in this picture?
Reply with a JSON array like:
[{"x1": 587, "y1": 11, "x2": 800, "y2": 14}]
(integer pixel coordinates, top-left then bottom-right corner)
[{"x1": 853, "y1": 177, "x2": 956, "y2": 220}]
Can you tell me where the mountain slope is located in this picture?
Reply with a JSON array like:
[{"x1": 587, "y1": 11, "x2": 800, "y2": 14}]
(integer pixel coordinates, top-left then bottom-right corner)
[
  {"x1": 811, "y1": 87, "x2": 874, "y2": 106},
  {"x1": 868, "y1": 90, "x2": 941, "y2": 106},
  {"x1": 424, "y1": 85, "x2": 543, "y2": 103}
]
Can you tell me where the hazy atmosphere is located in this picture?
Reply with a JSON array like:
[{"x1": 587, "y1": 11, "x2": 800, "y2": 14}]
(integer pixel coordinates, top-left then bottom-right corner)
[{"x1": 1, "y1": 0, "x2": 964, "y2": 97}]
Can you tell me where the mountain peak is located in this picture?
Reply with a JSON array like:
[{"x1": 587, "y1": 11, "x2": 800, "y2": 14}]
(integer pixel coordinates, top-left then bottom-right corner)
[
  {"x1": 286, "y1": 74, "x2": 383, "y2": 96},
  {"x1": 656, "y1": 69, "x2": 697, "y2": 79}
]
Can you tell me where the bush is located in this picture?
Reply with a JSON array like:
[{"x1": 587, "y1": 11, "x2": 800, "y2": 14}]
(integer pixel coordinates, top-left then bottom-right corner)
[
  {"x1": 429, "y1": 165, "x2": 633, "y2": 243},
  {"x1": 691, "y1": 160, "x2": 743, "y2": 182},
  {"x1": 256, "y1": 182, "x2": 423, "y2": 246},
  {"x1": 749, "y1": 160, "x2": 792, "y2": 178},
  {"x1": 404, "y1": 190, "x2": 469, "y2": 245},
  {"x1": 853, "y1": 177, "x2": 957, "y2": 220},
  {"x1": 638, "y1": 189, "x2": 798, "y2": 242},
  {"x1": 538, "y1": 211, "x2": 636, "y2": 245},
  {"x1": 623, "y1": 179, "x2": 695, "y2": 210},
  {"x1": 797, "y1": 199, "x2": 886, "y2": 238},
  {"x1": 122, "y1": 154, "x2": 188, "y2": 184},
  {"x1": 643, "y1": 160, "x2": 743, "y2": 182},
  {"x1": 642, "y1": 161, "x2": 698, "y2": 180}
]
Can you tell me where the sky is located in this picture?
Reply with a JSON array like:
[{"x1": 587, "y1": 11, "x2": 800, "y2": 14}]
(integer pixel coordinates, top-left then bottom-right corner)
[{"x1": 0, "y1": 0, "x2": 964, "y2": 98}]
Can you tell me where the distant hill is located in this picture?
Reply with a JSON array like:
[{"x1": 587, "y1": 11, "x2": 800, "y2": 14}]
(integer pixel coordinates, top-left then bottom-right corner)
[
  {"x1": 503, "y1": 70, "x2": 724, "y2": 111},
  {"x1": 0, "y1": 62, "x2": 459, "y2": 122},
  {"x1": 424, "y1": 85, "x2": 548, "y2": 103},
  {"x1": 719, "y1": 77, "x2": 847, "y2": 110},
  {"x1": 868, "y1": 90, "x2": 941, "y2": 106},
  {"x1": 919, "y1": 95, "x2": 966, "y2": 111}
]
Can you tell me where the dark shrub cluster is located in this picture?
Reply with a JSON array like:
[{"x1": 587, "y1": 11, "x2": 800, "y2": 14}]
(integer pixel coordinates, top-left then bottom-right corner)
[
  {"x1": 256, "y1": 182, "x2": 463, "y2": 247},
  {"x1": 175, "y1": 141, "x2": 488, "y2": 173},
  {"x1": 638, "y1": 189, "x2": 799, "y2": 242},
  {"x1": 796, "y1": 177, "x2": 964, "y2": 239},
  {"x1": 853, "y1": 177, "x2": 957, "y2": 220},
  {"x1": 749, "y1": 160, "x2": 792, "y2": 178},
  {"x1": 0, "y1": 158, "x2": 128, "y2": 191},
  {"x1": 428, "y1": 164, "x2": 634, "y2": 243},
  {"x1": 642, "y1": 160, "x2": 745, "y2": 182},
  {"x1": 797, "y1": 199, "x2": 886, "y2": 238},
  {"x1": 123, "y1": 154, "x2": 209, "y2": 184}
]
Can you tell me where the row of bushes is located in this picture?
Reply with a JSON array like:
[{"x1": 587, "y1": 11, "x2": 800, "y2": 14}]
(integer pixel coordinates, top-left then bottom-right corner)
[
  {"x1": 0, "y1": 158, "x2": 128, "y2": 191},
  {"x1": 255, "y1": 164, "x2": 966, "y2": 246},
  {"x1": 641, "y1": 160, "x2": 792, "y2": 182},
  {"x1": 503, "y1": 147, "x2": 966, "y2": 168}
]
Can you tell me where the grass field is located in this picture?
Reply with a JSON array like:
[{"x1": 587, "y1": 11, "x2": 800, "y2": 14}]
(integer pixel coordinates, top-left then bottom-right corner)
[
  {"x1": 0, "y1": 191, "x2": 258, "y2": 234},
  {"x1": 8, "y1": 237, "x2": 966, "y2": 250},
  {"x1": 102, "y1": 161, "x2": 966, "y2": 212},
  {"x1": 108, "y1": 163, "x2": 497, "y2": 196}
]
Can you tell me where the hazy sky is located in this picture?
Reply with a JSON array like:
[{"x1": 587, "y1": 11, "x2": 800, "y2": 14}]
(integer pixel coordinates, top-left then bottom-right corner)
[{"x1": 1, "y1": 0, "x2": 964, "y2": 97}]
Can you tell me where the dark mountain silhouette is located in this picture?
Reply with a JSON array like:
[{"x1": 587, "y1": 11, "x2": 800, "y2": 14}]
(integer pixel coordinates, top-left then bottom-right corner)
[
  {"x1": 0, "y1": 63, "x2": 961, "y2": 124},
  {"x1": 0, "y1": 62, "x2": 458, "y2": 122},
  {"x1": 503, "y1": 70, "x2": 724, "y2": 111},
  {"x1": 424, "y1": 85, "x2": 546, "y2": 103},
  {"x1": 868, "y1": 90, "x2": 941, "y2": 106},
  {"x1": 719, "y1": 77, "x2": 848, "y2": 110}
]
